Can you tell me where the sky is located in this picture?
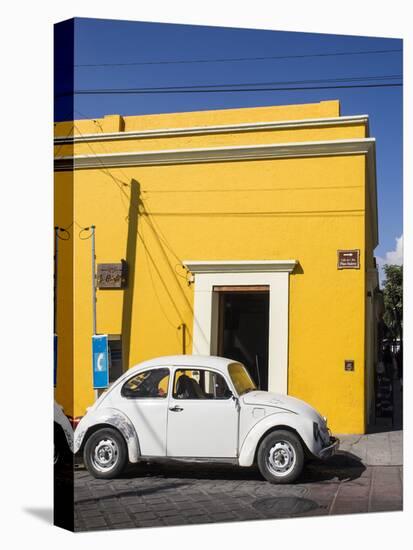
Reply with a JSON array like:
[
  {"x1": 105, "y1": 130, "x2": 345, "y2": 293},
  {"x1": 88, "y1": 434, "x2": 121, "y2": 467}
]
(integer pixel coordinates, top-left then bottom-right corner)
[{"x1": 54, "y1": 18, "x2": 403, "y2": 278}]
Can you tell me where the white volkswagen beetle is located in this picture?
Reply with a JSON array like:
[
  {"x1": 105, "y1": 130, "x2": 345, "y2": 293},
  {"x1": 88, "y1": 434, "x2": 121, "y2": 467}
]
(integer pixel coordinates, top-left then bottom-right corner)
[{"x1": 74, "y1": 355, "x2": 338, "y2": 483}]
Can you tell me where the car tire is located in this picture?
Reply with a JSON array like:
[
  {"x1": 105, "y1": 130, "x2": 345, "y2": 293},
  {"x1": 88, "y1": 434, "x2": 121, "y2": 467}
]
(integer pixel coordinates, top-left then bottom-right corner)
[
  {"x1": 257, "y1": 430, "x2": 304, "y2": 484},
  {"x1": 83, "y1": 427, "x2": 128, "y2": 479}
]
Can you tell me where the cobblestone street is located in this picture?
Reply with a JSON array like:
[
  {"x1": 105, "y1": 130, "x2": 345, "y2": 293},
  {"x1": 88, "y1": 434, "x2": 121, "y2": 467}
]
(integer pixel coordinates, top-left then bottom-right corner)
[{"x1": 72, "y1": 441, "x2": 403, "y2": 531}]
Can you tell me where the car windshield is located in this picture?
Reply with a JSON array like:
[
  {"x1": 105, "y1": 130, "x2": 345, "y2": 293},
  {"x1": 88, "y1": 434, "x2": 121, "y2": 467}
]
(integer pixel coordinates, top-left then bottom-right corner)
[{"x1": 228, "y1": 362, "x2": 257, "y2": 396}]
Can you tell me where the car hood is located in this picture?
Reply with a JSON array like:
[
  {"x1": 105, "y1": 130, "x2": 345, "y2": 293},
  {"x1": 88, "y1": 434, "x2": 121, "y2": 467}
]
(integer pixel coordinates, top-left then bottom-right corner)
[{"x1": 241, "y1": 391, "x2": 323, "y2": 422}]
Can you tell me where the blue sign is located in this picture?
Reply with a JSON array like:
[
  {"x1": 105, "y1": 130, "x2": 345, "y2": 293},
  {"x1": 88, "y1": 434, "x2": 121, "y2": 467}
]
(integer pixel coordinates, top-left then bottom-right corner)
[
  {"x1": 54, "y1": 333, "x2": 58, "y2": 387},
  {"x1": 92, "y1": 334, "x2": 109, "y2": 389}
]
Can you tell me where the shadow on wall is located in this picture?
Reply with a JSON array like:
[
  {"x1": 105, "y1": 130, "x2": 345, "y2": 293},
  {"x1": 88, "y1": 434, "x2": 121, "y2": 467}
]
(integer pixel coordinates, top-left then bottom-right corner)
[
  {"x1": 293, "y1": 262, "x2": 304, "y2": 275},
  {"x1": 121, "y1": 179, "x2": 140, "y2": 371},
  {"x1": 123, "y1": 177, "x2": 203, "y2": 359},
  {"x1": 121, "y1": 179, "x2": 194, "y2": 365},
  {"x1": 138, "y1": 198, "x2": 196, "y2": 347}
]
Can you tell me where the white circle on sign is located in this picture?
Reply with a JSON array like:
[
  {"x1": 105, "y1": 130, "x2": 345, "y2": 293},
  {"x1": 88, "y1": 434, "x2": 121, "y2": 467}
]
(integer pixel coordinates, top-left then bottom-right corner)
[{"x1": 96, "y1": 352, "x2": 105, "y2": 371}]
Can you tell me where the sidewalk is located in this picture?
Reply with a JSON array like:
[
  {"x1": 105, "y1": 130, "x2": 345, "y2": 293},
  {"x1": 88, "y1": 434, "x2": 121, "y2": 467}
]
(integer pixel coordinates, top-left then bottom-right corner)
[
  {"x1": 337, "y1": 430, "x2": 403, "y2": 466},
  {"x1": 336, "y1": 374, "x2": 403, "y2": 467}
]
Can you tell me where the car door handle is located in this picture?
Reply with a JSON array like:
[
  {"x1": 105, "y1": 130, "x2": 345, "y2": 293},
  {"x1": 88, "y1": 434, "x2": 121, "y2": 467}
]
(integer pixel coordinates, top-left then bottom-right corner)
[{"x1": 169, "y1": 405, "x2": 184, "y2": 412}]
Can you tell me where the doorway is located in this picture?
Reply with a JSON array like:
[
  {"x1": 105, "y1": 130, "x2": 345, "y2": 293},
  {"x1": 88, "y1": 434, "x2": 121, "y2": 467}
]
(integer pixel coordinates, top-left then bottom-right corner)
[{"x1": 215, "y1": 286, "x2": 269, "y2": 390}]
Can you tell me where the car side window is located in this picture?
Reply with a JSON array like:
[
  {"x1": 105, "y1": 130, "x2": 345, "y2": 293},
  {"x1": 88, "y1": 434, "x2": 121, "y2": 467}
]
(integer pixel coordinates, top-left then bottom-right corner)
[
  {"x1": 121, "y1": 368, "x2": 170, "y2": 399},
  {"x1": 173, "y1": 369, "x2": 232, "y2": 400}
]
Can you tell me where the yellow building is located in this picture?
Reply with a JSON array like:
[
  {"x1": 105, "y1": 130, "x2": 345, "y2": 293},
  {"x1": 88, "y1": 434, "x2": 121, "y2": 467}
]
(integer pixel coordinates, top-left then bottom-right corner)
[{"x1": 54, "y1": 99, "x2": 380, "y2": 434}]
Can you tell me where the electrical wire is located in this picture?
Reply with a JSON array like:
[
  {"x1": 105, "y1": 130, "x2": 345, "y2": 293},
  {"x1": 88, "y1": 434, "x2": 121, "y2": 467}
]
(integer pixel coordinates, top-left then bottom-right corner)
[
  {"x1": 61, "y1": 124, "x2": 189, "y2": 292},
  {"x1": 140, "y1": 200, "x2": 188, "y2": 270},
  {"x1": 56, "y1": 114, "x2": 365, "y2": 275},
  {"x1": 72, "y1": 116, "x2": 134, "y2": 216},
  {"x1": 79, "y1": 226, "x2": 94, "y2": 240},
  {"x1": 139, "y1": 223, "x2": 183, "y2": 331},
  {"x1": 72, "y1": 48, "x2": 402, "y2": 68},
  {"x1": 53, "y1": 221, "x2": 94, "y2": 239},
  {"x1": 142, "y1": 184, "x2": 362, "y2": 195},
  {"x1": 55, "y1": 73, "x2": 402, "y2": 99},
  {"x1": 75, "y1": 74, "x2": 403, "y2": 92},
  {"x1": 72, "y1": 123, "x2": 130, "y2": 190},
  {"x1": 56, "y1": 80, "x2": 403, "y2": 97},
  {"x1": 53, "y1": 124, "x2": 75, "y2": 157},
  {"x1": 68, "y1": 120, "x2": 189, "y2": 274},
  {"x1": 55, "y1": 227, "x2": 71, "y2": 240}
]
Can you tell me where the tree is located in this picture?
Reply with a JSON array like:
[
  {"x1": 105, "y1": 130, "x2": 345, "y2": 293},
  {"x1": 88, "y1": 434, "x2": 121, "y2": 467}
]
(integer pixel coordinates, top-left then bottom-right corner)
[{"x1": 382, "y1": 264, "x2": 403, "y2": 354}]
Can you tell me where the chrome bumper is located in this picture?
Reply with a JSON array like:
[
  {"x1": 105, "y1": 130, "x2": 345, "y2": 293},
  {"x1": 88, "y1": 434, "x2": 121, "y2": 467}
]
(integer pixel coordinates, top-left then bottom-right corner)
[{"x1": 319, "y1": 436, "x2": 340, "y2": 459}]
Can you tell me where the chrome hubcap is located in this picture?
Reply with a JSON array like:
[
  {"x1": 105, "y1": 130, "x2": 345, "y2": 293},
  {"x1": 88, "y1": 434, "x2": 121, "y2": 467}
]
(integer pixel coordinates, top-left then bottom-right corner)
[
  {"x1": 267, "y1": 440, "x2": 296, "y2": 476},
  {"x1": 92, "y1": 438, "x2": 119, "y2": 472}
]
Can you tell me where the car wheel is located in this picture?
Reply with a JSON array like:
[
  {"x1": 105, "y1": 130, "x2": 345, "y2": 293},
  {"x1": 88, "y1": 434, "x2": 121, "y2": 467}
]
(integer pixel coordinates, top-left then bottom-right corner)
[
  {"x1": 257, "y1": 430, "x2": 304, "y2": 484},
  {"x1": 83, "y1": 427, "x2": 128, "y2": 479}
]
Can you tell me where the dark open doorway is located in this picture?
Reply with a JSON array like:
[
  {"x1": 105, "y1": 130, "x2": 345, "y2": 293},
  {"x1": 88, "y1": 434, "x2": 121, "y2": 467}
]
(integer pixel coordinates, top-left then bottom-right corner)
[{"x1": 215, "y1": 286, "x2": 269, "y2": 390}]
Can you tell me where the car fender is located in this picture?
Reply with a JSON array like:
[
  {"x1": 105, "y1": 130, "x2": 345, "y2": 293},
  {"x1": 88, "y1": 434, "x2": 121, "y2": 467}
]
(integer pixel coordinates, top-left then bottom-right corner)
[
  {"x1": 73, "y1": 407, "x2": 140, "y2": 463},
  {"x1": 238, "y1": 411, "x2": 319, "y2": 467},
  {"x1": 54, "y1": 401, "x2": 74, "y2": 452}
]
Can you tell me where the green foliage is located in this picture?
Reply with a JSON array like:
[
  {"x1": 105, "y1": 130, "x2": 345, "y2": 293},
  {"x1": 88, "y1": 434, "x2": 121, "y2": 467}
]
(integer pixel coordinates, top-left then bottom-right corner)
[{"x1": 382, "y1": 264, "x2": 403, "y2": 341}]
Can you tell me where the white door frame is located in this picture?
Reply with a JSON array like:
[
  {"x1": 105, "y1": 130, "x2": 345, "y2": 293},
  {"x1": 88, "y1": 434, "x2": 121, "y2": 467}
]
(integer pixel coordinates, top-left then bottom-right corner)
[{"x1": 183, "y1": 260, "x2": 297, "y2": 394}]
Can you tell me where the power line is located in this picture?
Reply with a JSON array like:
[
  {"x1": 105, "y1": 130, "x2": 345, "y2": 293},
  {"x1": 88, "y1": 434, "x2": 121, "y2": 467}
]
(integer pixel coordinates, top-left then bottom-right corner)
[
  {"x1": 72, "y1": 48, "x2": 402, "y2": 68},
  {"x1": 55, "y1": 73, "x2": 402, "y2": 96},
  {"x1": 56, "y1": 82, "x2": 402, "y2": 97},
  {"x1": 79, "y1": 73, "x2": 403, "y2": 92}
]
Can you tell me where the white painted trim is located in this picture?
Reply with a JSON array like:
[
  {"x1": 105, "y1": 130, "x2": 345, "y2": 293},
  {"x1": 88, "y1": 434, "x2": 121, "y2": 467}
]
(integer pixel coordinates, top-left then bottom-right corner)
[
  {"x1": 184, "y1": 260, "x2": 297, "y2": 274},
  {"x1": 191, "y1": 269, "x2": 292, "y2": 395},
  {"x1": 54, "y1": 115, "x2": 369, "y2": 144},
  {"x1": 54, "y1": 137, "x2": 375, "y2": 170}
]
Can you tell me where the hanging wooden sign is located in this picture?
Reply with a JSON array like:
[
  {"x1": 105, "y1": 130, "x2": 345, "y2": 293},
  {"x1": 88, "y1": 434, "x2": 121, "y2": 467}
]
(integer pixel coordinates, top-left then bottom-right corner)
[{"x1": 97, "y1": 261, "x2": 128, "y2": 288}]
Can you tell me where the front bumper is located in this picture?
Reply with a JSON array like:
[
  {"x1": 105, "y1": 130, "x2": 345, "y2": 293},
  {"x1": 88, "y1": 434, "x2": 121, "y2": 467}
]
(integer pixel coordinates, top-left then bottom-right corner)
[{"x1": 319, "y1": 436, "x2": 340, "y2": 460}]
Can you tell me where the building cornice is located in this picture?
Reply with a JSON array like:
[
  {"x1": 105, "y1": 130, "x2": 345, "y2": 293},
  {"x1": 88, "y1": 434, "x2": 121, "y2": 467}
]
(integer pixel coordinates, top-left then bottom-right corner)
[
  {"x1": 54, "y1": 136, "x2": 378, "y2": 249},
  {"x1": 54, "y1": 115, "x2": 369, "y2": 144},
  {"x1": 183, "y1": 260, "x2": 298, "y2": 274},
  {"x1": 54, "y1": 137, "x2": 375, "y2": 170}
]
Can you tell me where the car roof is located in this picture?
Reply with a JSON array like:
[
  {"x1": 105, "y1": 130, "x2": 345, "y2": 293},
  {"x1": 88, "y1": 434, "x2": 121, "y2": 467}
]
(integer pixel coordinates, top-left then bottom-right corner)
[{"x1": 127, "y1": 355, "x2": 235, "y2": 376}]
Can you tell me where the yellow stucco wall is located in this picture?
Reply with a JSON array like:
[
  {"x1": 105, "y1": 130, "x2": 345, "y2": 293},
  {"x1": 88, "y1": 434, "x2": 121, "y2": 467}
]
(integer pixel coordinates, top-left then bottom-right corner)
[
  {"x1": 54, "y1": 171, "x2": 74, "y2": 412},
  {"x1": 54, "y1": 100, "x2": 374, "y2": 434}
]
